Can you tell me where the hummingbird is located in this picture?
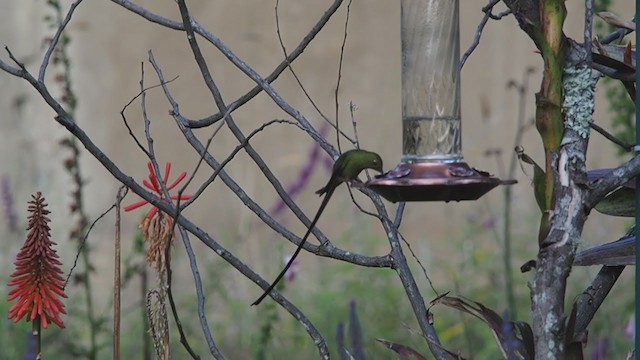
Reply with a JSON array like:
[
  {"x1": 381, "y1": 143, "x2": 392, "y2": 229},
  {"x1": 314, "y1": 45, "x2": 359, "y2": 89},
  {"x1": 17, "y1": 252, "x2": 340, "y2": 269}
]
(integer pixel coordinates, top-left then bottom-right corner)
[{"x1": 252, "y1": 149, "x2": 384, "y2": 305}]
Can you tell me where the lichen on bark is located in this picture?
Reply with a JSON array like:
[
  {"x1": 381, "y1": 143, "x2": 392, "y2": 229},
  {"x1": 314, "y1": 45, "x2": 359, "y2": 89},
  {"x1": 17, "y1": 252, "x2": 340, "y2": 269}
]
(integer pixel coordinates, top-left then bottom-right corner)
[{"x1": 562, "y1": 65, "x2": 598, "y2": 138}]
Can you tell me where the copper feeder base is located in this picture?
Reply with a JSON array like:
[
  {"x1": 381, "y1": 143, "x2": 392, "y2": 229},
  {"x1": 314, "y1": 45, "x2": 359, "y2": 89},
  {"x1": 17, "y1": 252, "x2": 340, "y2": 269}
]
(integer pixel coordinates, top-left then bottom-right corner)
[{"x1": 366, "y1": 161, "x2": 514, "y2": 203}]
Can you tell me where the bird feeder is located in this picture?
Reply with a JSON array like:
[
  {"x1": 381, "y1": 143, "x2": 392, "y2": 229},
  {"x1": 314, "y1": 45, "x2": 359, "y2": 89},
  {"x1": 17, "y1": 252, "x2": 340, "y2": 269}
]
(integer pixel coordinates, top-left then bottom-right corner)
[{"x1": 368, "y1": 0, "x2": 511, "y2": 202}]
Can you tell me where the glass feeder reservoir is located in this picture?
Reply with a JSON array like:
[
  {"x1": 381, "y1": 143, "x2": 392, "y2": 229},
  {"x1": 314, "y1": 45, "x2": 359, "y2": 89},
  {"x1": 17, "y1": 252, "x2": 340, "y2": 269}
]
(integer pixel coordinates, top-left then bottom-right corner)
[{"x1": 368, "y1": 0, "x2": 511, "y2": 202}]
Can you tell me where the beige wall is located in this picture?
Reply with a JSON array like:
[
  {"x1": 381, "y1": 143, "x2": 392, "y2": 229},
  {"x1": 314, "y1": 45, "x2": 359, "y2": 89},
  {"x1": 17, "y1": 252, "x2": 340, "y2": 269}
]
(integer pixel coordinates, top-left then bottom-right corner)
[{"x1": 0, "y1": 0, "x2": 633, "y2": 301}]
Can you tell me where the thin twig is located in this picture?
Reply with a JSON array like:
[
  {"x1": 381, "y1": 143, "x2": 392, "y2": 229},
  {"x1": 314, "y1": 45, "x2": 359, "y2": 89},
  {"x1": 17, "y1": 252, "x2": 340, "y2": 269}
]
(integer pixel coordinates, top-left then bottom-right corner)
[
  {"x1": 587, "y1": 155, "x2": 640, "y2": 207},
  {"x1": 110, "y1": 0, "x2": 345, "y2": 130},
  {"x1": 148, "y1": 52, "x2": 391, "y2": 268},
  {"x1": 138, "y1": 61, "x2": 201, "y2": 358},
  {"x1": 348, "y1": 102, "x2": 361, "y2": 149},
  {"x1": 367, "y1": 195, "x2": 450, "y2": 359},
  {"x1": 334, "y1": 0, "x2": 354, "y2": 153},
  {"x1": 175, "y1": 0, "x2": 330, "y2": 355},
  {"x1": 503, "y1": 67, "x2": 535, "y2": 319},
  {"x1": 119, "y1": 71, "x2": 178, "y2": 158},
  {"x1": 274, "y1": 0, "x2": 354, "y2": 144},
  {"x1": 165, "y1": 243, "x2": 201, "y2": 359},
  {"x1": 170, "y1": 105, "x2": 241, "y2": 228},
  {"x1": 180, "y1": 7, "x2": 338, "y2": 156},
  {"x1": 460, "y1": 0, "x2": 511, "y2": 68},
  {"x1": 39, "y1": 0, "x2": 84, "y2": 82},
  {"x1": 171, "y1": 110, "x2": 228, "y2": 221},
  {"x1": 64, "y1": 199, "x2": 120, "y2": 289},
  {"x1": 177, "y1": 227, "x2": 225, "y2": 359},
  {"x1": 590, "y1": 122, "x2": 633, "y2": 151},
  {"x1": 393, "y1": 202, "x2": 405, "y2": 228},
  {"x1": 113, "y1": 186, "x2": 127, "y2": 360},
  {"x1": 181, "y1": 119, "x2": 304, "y2": 209},
  {"x1": 599, "y1": 17, "x2": 634, "y2": 44},
  {"x1": 397, "y1": 232, "x2": 439, "y2": 296},
  {"x1": 140, "y1": 63, "x2": 168, "y2": 197}
]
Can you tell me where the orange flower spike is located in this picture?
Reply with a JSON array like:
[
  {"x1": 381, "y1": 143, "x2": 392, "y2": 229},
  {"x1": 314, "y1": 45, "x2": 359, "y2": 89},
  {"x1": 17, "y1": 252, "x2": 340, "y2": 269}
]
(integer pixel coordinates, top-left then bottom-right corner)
[{"x1": 7, "y1": 192, "x2": 67, "y2": 329}]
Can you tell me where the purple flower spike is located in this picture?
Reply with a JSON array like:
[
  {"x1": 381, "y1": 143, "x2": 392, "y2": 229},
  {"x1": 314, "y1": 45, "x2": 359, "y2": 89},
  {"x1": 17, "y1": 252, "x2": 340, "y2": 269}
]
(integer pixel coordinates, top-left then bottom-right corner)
[{"x1": 1, "y1": 175, "x2": 18, "y2": 232}]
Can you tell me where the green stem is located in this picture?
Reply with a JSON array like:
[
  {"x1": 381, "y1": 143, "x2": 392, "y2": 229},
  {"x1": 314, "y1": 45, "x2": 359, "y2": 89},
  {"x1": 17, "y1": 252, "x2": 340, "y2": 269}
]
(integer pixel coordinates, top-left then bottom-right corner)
[
  {"x1": 33, "y1": 315, "x2": 41, "y2": 360},
  {"x1": 536, "y1": 0, "x2": 566, "y2": 210},
  {"x1": 503, "y1": 71, "x2": 533, "y2": 319},
  {"x1": 81, "y1": 248, "x2": 98, "y2": 360}
]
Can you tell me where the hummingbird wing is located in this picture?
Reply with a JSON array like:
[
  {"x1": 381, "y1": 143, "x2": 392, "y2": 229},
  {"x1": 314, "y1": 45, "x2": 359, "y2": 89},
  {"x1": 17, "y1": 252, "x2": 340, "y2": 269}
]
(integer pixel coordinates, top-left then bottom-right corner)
[{"x1": 315, "y1": 153, "x2": 350, "y2": 196}]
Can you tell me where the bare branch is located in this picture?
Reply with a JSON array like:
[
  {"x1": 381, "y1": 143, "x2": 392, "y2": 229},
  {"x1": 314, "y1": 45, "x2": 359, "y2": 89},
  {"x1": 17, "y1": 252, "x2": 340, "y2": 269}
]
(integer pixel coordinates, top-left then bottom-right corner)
[
  {"x1": 333, "y1": 0, "x2": 354, "y2": 153},
  {"x1": 119, "y1": 69, "x2": 178, "y2": 158},
  {"x1": 590, "y1": 122, "x2": 633, "y2": 152},
  {"x1": 177, "y1": 227, "x2": 225, "y2": 359},
  {"x1": 171, "y1": 4, "x2": 446, "y2": 356},
  {"x1": 165, "y1": 241, "x2": 201, "y2": 359},
  {"x1": 113, "y1": 186, "x2": 127, "y2": 360},
  {"x1": 584, "y1": 0, "x2": 593, "y2": 62},
  {"x1": 182, "y1": 119, "x2": 304, "y2": 208},
  {"x1": 599, "y1": 23, "x2": 633, "y2": 44},
  {"x1": 274, "y1": 0, "x2": 354, "y2": 144},
  {"x1": 368, "y1": 195, "x2": 450, "y2": 359},
  {"x1": 0, "y1": 54, "x2": 22, "y2": 76},
  {"x1": 147, "y1": 52, "x2": 392, "y2": 269},
  {"x1": 587, "y1": 155, "x2": 640, "y2": 207},
  {"x1": 0, "y1": 2, "x2": 451, "y2": 357},
  {"x1": 111, "y1": 0, "x2": 345, "y2": 131},
  {"x1": 2, "y1": 41, "x2": 336, "y2": 357},
  {"x1": 174, "y1": 0, "x2": 341, "y2": 256},
  {"x1": 573, "y1": 265, "x2": 625, "y2": 338},
  {"x1": 64, "y1": 192, "x2": 122, "y2": 289},
  {"x1": 460, "y1": 0, "x2": 511, "y2": 68},
  {"x1": 39, "y1": 0, "x2": 84, "y2": 82}
]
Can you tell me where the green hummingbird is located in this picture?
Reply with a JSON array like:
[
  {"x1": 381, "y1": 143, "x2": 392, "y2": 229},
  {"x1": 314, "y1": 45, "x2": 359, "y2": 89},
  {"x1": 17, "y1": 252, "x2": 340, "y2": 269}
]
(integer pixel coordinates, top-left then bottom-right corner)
[{"x1": 252, "y1": 149, "x2": 384, "y2": 305}]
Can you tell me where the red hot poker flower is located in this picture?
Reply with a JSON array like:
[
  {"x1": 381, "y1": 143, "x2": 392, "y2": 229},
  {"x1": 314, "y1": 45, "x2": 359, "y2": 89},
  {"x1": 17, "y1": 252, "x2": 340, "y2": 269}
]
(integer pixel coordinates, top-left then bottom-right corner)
[
  {"x1": 124, "y1": 162, "x2": 191, "y2": 219},
  {"x1": 125, "y1": 162, "x2": 191, "y2": 271},
  {"x1": 7, "y1": 192, "x2": 67, "y2": 329}
]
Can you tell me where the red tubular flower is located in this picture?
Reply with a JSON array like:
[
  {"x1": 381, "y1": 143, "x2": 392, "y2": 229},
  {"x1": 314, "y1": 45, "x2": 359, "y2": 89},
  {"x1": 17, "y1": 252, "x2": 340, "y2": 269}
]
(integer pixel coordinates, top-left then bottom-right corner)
[
  {"x1": 125, "y1": 162, "x2": 192, "y2": 270},
  {"x1": 7, "y1": 192, "x2": 67, "y2": 329},
  {"x1": 124, "y1": 162, "x2": 191, "y2": 220}
]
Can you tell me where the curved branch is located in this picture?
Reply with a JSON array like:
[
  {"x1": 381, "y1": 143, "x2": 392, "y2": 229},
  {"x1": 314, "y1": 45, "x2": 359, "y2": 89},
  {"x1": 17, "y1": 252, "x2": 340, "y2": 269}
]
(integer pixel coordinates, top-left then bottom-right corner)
[
  {"x1": 368, "y1": 195, "x2": 451, "y2": 360},
  {"x1": 177, "y1": 227, "x2": 225, "y2": 359},
  {"x1": 460, "y1": 0, "x2": 511, "y2": 69},
  {"x1": 147, "y1": 50, "x2": 392, "y2": 270},
  {"x1": 39, "y1": 0, "x2": 84, "y2": 82},
  {"x1": 111, "y1": 0, "x2": 345, "y2": 130},
  {"x1": 586, "y1": 155, "x2": 640, "y2": 208},
  {"x1": 573, "y1": 265, "x2": 625, "y2": 338}
]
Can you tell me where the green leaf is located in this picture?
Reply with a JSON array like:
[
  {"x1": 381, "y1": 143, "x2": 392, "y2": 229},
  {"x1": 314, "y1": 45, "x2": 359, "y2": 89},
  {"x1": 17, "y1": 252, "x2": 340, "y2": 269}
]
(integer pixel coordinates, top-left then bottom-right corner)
[
  {"x1": 594, "y1": 186, "x2": 635, "y2": 217},
  {"x1": 532, "y1": 162, "x2": 546, "y2": 212},
  {"x1": 517, "y1": 150, "x2": 546, "y2": 212}
]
